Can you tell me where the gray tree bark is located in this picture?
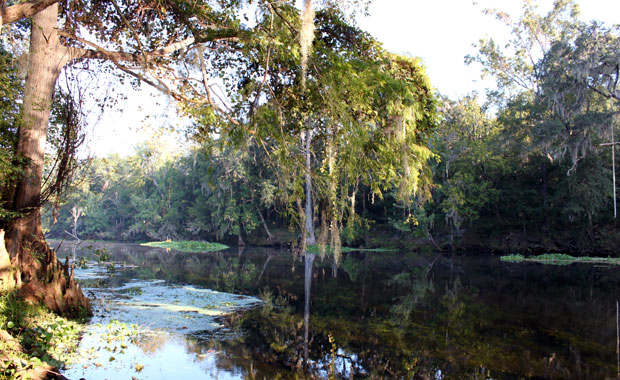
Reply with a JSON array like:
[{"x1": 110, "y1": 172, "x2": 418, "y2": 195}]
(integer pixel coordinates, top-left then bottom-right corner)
[{"x1": 304, "y1": 129, "x2": 316, "y2": 245}]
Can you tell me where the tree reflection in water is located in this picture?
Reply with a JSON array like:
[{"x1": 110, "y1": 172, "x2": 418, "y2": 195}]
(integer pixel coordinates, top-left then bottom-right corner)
[
  {"x1": 56, "y1": 241, "x2": 620, "y2": 379},
  {"x1": 303, "y1": 252, "x2": 315, "y2": 368}
]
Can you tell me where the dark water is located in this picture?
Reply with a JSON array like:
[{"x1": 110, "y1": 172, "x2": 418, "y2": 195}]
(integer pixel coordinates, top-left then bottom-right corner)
[{"x1": 54, "y1": 241, "x2": 620, "y2": 379}]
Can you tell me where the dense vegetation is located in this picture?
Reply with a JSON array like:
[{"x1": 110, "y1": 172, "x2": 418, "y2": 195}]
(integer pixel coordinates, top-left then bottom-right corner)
[{"x1": 40, "y1": 1, "x2": 620, "y2": 254}]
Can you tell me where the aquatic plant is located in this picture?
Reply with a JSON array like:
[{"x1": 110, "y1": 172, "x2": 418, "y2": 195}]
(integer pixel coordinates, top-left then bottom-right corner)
[
  {"x1": 140, "y1": 240, "x2": 229, "y2": 252},
  {"x1": 500, "y1": 253, "x2": 620, "y2": 265},
  {"x1": 0, "y1": 291, "x2": 85, "y2": 379},
  {"x1": 499, "y1": 254, "x2": 525, "y2": 262}
]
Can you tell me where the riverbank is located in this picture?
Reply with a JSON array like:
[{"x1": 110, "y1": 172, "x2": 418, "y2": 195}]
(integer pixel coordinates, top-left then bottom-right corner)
[
  {"x1": 46, "y1": 220, "x2": 620, "y2": 257},
  {"x1": 0, "y1": 291, "x2": 86, "y2": 380}
]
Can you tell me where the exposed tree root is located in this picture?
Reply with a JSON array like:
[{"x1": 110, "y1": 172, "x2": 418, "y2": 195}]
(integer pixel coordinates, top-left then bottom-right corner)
[{"x1": 1, "y1": 229, "x2": 91, "y2": 317}]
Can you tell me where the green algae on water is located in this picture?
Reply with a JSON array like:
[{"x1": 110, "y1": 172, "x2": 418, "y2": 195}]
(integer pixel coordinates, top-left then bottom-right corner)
[
  {"x1": 140, "y1": 240, "x2": 228, "y2": 252},
  {"x1": 500, "y1": 253, "x2": 620, "y2": 265}
]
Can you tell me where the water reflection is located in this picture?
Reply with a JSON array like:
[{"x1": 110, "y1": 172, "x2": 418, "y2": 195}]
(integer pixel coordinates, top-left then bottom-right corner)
[
  {"x1": 303, "y1": 252, "x2": 315, "y2": 367},
  {"x1": 54, "y1": 241, "x2": 620, "y2": 379}
]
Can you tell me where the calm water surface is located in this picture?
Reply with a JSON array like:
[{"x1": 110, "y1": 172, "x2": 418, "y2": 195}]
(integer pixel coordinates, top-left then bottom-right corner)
[{"x1": 54, "y1": 242, "x2": 620, "y2": 379}]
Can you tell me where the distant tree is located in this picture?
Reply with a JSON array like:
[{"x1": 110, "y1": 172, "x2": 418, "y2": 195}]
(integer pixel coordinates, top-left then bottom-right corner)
[
  {"x1": 468, "y1": 0, "x2": 618, "y2": 171},
  {"x1": 430, "y1": 97, "x2": 499, "y2": 248}
]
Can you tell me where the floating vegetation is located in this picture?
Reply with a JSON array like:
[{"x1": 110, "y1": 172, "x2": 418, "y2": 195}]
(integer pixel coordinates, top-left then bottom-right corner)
[
  {"x1": 140, "y1": 240, "x2": 228, "y2": 252},
  {"x1": 500, "y1": 253, "x2": 620, "y2": 265},
  {"x1": 63, "y1": 270, "x2": 261, "y2": 379},
  {"x1": 305, "y1": 245, "x2": 395, "y2": 254},
  {"x1": 500, "y1": 254, "x2": 526, "y2": 262}
]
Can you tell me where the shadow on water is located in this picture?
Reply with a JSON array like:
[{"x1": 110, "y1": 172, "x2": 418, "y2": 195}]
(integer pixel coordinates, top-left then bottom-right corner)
[{"x1": 53, "y1": 240, "x2": 620, "y2": 379}]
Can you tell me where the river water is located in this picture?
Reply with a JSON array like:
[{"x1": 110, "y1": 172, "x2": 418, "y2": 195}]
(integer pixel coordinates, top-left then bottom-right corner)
[{"x1": 54, "y1": 241, "x2": 620, "y2": 379}]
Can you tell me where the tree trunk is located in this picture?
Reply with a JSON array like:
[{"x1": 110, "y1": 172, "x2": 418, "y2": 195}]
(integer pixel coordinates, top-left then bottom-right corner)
[
  {"x1": 70, "y1": 205, "x2": 82, "y2": 240},
  {"x1": 540, "y1": 158, "x2": 548, "y2": 229},
  {"x1": 7, "y1": 3, "x2": 62, "y2": 253},
  {"x1": 238, "y1": 228, "x2": 245, "y2": 246},
  {"x1": 4, "y1": 3, "x2": 90, "y2": 316},
  {"x1": 304, "y1": 129, "x2": 316, "y2": 245},
  {"x1": 256, "y1": 206, "x2": 274, "y2": 242}
]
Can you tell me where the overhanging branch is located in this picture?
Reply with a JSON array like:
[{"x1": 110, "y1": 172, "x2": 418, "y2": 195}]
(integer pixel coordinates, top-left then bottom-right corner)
[{"x1": 2, "y1": 0, "x2": 58, "y2": 25}]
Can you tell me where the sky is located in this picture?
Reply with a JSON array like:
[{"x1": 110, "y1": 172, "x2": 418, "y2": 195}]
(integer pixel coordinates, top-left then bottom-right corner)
[
  {"x1": 356, "y1": 0, "x2": 620, "y2": 99},
  {"x1": 87, "y1": 0, "x2": 620, "y2": 157}
]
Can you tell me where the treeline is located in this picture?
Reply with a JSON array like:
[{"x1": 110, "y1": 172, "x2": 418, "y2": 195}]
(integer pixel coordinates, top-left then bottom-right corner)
[
  {"x1": 44, "y1": 92, "x2": 619, "y2": 253},
  {"x1": 44, "y1": 1, "x2": 620, "y2": 253},
  {"x1": 43, "y1": 138, "x2": 284, "y2": 245}
]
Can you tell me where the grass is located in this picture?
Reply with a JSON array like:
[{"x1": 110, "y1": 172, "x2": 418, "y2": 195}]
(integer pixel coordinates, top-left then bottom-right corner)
[
  {"x1": 305, "y1": 244, "x2": 396, "y2": 254},
  {"x1": 0, "y1": 291, "x2": 86, "y2": 379},
  {"x1": 140, "y1": 240, "x2": 229, "y2": 252},
  {"x1": 500, "y1": 253, "x2": 620, "y2": 265}
]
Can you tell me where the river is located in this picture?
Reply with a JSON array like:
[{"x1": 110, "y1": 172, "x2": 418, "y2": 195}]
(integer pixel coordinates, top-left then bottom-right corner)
[{"x1": 53, "y1": 241, "x2": 620, "y2": 379}]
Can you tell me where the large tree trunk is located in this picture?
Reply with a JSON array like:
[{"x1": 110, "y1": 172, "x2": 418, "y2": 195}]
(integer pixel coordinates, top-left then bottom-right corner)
[
  {"x1": 4, "y1": 3, "x2": 90, "y2": 316},
  {"x1": 7, "y1": 3, "x2": 61, "y2": 252}
]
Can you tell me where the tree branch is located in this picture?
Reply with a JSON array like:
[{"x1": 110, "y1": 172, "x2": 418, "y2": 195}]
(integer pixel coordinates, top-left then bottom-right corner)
[
  {"x1": 2, "y1": 0, "x2": 58, "y2": 25},
  {"x1": 59, "y1": 30, "x2": 195, "y2": 65},
  {"x1": 587, "y1": 83, "x2": 620, "y2": 104}
]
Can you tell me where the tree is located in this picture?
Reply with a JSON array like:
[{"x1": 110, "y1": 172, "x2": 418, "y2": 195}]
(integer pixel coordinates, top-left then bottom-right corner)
[
  {"x1": 544, "y1": 22, "x2": 620, "y2": 105},
  {"x1": 431, "y1": 97, "x2": 499, "y2": 248},
  {"x1": 468, "y1": 0, "x2": 619, "y2": 170},
  {"x1": 231, "y1": 7, "x2": 437, "y2": 257}
]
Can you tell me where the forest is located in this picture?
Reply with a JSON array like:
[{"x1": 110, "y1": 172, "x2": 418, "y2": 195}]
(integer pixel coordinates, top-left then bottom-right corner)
[
  {"x1": 29, "y1": 1, "x2": 620, "y2": 255},
  {"x1": 1, "y1": 0, "x2": 620, "y2": 379}
]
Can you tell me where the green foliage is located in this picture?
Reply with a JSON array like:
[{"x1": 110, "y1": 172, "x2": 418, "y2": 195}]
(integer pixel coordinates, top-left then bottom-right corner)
[
  {"x1": 412, "y1": 0, "x2": 620, "y2": 251},
  {"x1": 141, "y1": 240, "x2": 229, "y2": 252},
  {"x1": 0, "y1": 291, "x2": 85, "y2": 378},
  {"x1": 0, "y1": 48, "x2": 24, "y2": 226},
  {"x1": 499, "y1": 254, "x2": 525, "y2": 262},
  {"x1": 227, "y1": 8, "x2": 439, "y2": 252},
  {"x1": 36, "y1": 0, "x2": 620, "y2": 254},
  {"x1": 43, "y1": 8, "x2": 439, "y2": 250}
]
